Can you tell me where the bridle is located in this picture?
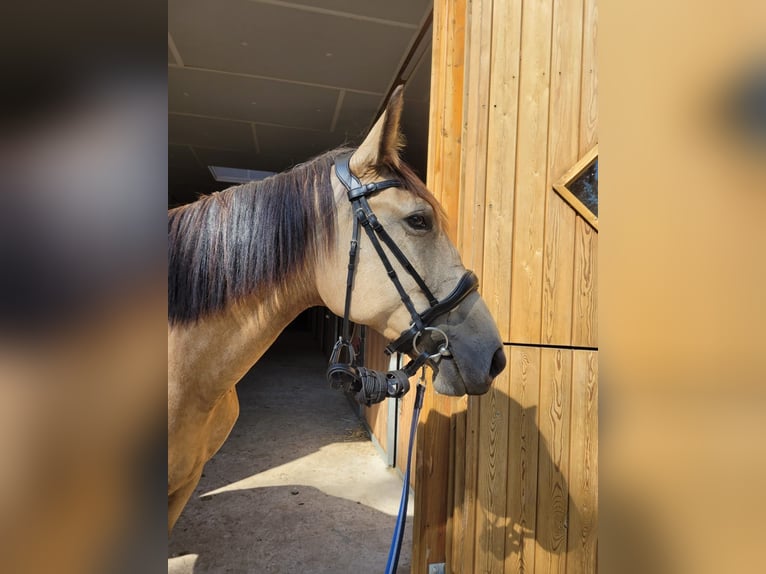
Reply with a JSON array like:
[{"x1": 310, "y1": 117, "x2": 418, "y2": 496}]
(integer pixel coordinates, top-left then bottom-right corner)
[
  {"x1": 325, "y1": 152, "x2": 479, "y2": 405},
  {"x1": 326, "y1": 151, "x2": 480, "y2": 574}
]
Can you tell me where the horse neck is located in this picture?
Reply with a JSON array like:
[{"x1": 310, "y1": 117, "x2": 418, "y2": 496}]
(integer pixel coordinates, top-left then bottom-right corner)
[
  {"x1": 169, "y1": 160, "x2": 337, "y2": 401},
  {"x1": 168, "y1": 275, "x2": 321, "y2": 404}
]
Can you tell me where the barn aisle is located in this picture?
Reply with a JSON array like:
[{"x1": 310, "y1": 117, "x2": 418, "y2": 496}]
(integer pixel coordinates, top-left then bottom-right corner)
[{"x1": 168, "y1": 326, "x2": 413, "y2": 573}]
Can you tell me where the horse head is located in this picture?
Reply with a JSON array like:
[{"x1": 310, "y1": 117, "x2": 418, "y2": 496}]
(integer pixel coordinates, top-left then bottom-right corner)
[{"x1": 315, "y1": 87, "x2": 506, "y2": 396}]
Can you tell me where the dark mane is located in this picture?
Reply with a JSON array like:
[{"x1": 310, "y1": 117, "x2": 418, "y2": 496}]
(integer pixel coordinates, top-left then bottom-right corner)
[
  {"x1": 168, "y1": 148, "x2": 445, "y2": 325},
  {"x1": 168, "y1": 148, "x2": 348, "y2": 325}
]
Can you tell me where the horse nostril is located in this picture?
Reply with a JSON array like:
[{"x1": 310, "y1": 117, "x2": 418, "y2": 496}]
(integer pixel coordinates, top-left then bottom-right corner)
[{"x1": 489, "y1": 347, "x2": 507, "y2": 378}]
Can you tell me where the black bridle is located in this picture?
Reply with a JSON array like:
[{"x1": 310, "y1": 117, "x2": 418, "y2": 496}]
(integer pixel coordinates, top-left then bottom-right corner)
[{"x1": 326, "y1": 152, "x2": 479, "y2": 405}]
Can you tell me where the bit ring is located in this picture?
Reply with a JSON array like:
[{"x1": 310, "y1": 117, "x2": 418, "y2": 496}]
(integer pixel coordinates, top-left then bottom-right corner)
[{"x1": 412, "y1": 327, "x2": 450, "y2": 361}]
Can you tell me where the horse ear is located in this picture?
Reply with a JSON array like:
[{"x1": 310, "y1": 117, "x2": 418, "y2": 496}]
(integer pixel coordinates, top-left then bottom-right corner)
[{"x1": 350, "y1": 85, "x2": 405, "y2": 173}]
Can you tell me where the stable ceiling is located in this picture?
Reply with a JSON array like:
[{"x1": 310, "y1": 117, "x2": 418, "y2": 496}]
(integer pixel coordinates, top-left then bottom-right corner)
[{"x1": 169, "y1": 0, "x2": 433, "y2": 206}]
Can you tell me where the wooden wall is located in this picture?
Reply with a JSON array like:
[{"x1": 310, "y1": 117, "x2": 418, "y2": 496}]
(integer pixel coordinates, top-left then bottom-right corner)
[
  {"x1": 413, "y1": 0, "x2": 599, "y2": 572},
  {"x1": 359, "y1": 329, "x2": 419, "y2": 475}
]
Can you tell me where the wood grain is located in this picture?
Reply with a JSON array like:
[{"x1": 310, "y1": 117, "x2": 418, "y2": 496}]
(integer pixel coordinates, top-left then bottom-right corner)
[
  {"x1": 547, "y1": 0, "x2": 584, "y2": 183},
  {"x1": 413, "y1": 388, "x2": 454, "y2": 571},
  {"x1": 414, "y1": 1, "x2": 466, "y2": 570},
  {"x1": 535, "y1": 348, "x2": 573, "y2": 573},
  {"x1": 542, "y1": 192, "x2": 576, "y2": 346},
  {"x1": 508, "y1": 0, "x2": 555, "y2": 346},
  {"x1": 503, "y1": 346, "x2": 541, "y2": 574},
  {"x1": 457, "y1": 0, "x2": 494, "y2": 280},
  {"x1": 452, "y1": 394, "x2": 482, "y2": 573},
  {"x1": 566, "y1": 351, "x2": 598, "y2": 574},
  {"x1": 579, "y1": 0, "x2": 598, "y2": 155},
  {"x1": 481, "y1": 0, "x2": 523, "y2": 341},
  {"x1": 539, "y1": 0, "x2": 585, "y2": 351},
  {"x1": 474, "y1": 348, "x2": 512, "y2": 574},
  {"x1": 364, "y1": 330, "x2": 390, "y2": 453},
  {"x1": 572, "y1": 216, "x2": 597, "y2": 347},
  {"x1": 449, "y1": 3, "x2": 490, "y2": 555},
  {"x1": 427, "y1": 0, "x2": 466, "y2": 232},
  {"x1": 417, "y1": 0, "x2": 599, "y2": 570},
  {"x1": 445, "y1": 395, "x2": 466, "y2": 572},
  {"x1": 439, "y1": 0, "x2": 467, "y2": 241}
]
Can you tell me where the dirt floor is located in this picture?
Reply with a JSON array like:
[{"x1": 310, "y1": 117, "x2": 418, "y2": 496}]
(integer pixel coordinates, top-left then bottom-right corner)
[{"x1": 168, "y1": 327, "x2": 413, "y2": 573}]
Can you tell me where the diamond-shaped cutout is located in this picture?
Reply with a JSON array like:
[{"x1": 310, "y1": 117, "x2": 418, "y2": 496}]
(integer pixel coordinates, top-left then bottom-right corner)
[{"x1": 553, "y1": 145, "x2": 598, "y2": 230}]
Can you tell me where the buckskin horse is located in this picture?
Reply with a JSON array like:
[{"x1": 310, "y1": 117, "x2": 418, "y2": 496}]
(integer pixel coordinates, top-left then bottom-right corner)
[{"x1": 167, "y1": 87, "x2": 506, "y2": 531}]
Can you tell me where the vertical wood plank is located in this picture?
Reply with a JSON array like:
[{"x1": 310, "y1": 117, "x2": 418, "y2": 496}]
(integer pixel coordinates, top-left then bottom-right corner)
[
  {"x1": 364, "y1": 401, "x2": 388, "y2": 453},
  {"x1": 542, "y1": 0, "x2": 585, "y2": 353},
  {"x1": 566, "y1": 351, "x2": 598, "y2": 574},
  {"x1": 413, "y1": 389, "x2": 454, "y2": 571},
  {"x1": 440, "y1": 0, "x2": 467, "y2": 241},
  {"x1": 458, "y1": 0, "x2": 494, "y2": 280},
  {"x1": 415, "y1": 1, "x2": 467, "y2": 570},
  {"x1": 450, "y1": 0, "x2": 493, "y2": 565},
  {"x1": 542, "y1": 192, "x2": 576, "y2": 346},
  {"x1": 508, "y1": 0, "x2": 555, "y2": 345},
  {"x1": 453, "y1": 395, "x2": 482, "y2": 573},
  {"x1": 579, "y1": 0, "x2": 598, "y2": 155},
  {"x1": 588, "y1": 223, "x2": 598, "y2": 348},
  {"x1": 426, "y1": 0, "x2": 446, "y2": 203},
  {"x1": 547, "y1": 0, "x2": 584, "y2": 183},
  {"x1": 482, "y1": 0, "x2": 523, "y2": 341},
  {"x1": 503, "y1": 346, "x2": 541, "y2": 573},
  {"x1": 572, "y1": 216, "x2": 597, "y2": 347},
  {"x1": 427, "y1": 0, "x2": 466, "y2": 232},
  {"x1": 432, "y1": 0, "x2": 474, "y2": 553},
  {"x1": 473, "y1": 347, "x2": 512, "y2": 574},
  {"x1": 445, "y1": 396, "x2": 465, "y2": 571},
  {"x1": 535, "y1": 348, "x2": 573, "y2": 573},
  {"x1": 364, "y1": 331, "x2": 390, "y2": 454}
]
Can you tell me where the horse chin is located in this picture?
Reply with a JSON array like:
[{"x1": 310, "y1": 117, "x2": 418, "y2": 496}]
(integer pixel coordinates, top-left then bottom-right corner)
[{"x1": 431, "y1": 356, "x2": 493, "y2": 396}]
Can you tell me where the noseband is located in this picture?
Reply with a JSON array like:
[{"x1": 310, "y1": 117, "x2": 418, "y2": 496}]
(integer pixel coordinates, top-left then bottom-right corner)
[{"x1": 326, "y1": 152, "x2": 479, "y2": 405}]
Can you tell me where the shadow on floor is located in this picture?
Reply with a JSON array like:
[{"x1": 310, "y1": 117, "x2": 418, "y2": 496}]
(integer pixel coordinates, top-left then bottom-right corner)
[{"x1": 168, "y1": 327, "x2": 411, "y2": 573}]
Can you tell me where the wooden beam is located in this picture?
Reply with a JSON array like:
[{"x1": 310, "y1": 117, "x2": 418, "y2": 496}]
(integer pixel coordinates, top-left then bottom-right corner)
[
  {"x1": 566, "y1": 350, "x2": 598, "y2": 573},
  {"x1": 508, "y1": 0, "x2": 555, "y2": 345}
]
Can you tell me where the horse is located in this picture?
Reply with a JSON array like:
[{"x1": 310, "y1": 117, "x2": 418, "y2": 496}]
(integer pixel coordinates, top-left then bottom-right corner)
[{"x1": 167, "y1": 86, "x2": 506, "y2": 532}]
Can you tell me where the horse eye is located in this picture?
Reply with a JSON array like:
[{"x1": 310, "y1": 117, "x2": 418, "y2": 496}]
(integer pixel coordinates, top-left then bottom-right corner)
[{"x1": 405, "y1": 213, "x2": 431, "y2": 231}]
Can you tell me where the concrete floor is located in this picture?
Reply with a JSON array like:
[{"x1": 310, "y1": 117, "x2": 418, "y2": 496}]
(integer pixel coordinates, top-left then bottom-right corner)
[{"x1": 168, "y1": 327, "x2": 413, "y2": 573}]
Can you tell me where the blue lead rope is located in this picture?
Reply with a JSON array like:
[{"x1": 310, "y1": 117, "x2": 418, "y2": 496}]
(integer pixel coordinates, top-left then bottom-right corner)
[{"x1": 384, "y1": 382, "x2": 426, "y2": 574}]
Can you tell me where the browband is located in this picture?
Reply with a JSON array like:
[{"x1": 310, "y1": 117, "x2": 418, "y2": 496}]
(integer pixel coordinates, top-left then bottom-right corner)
[{"x1": 334, "y1": 154, "x2": 401, "y2": 201}]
